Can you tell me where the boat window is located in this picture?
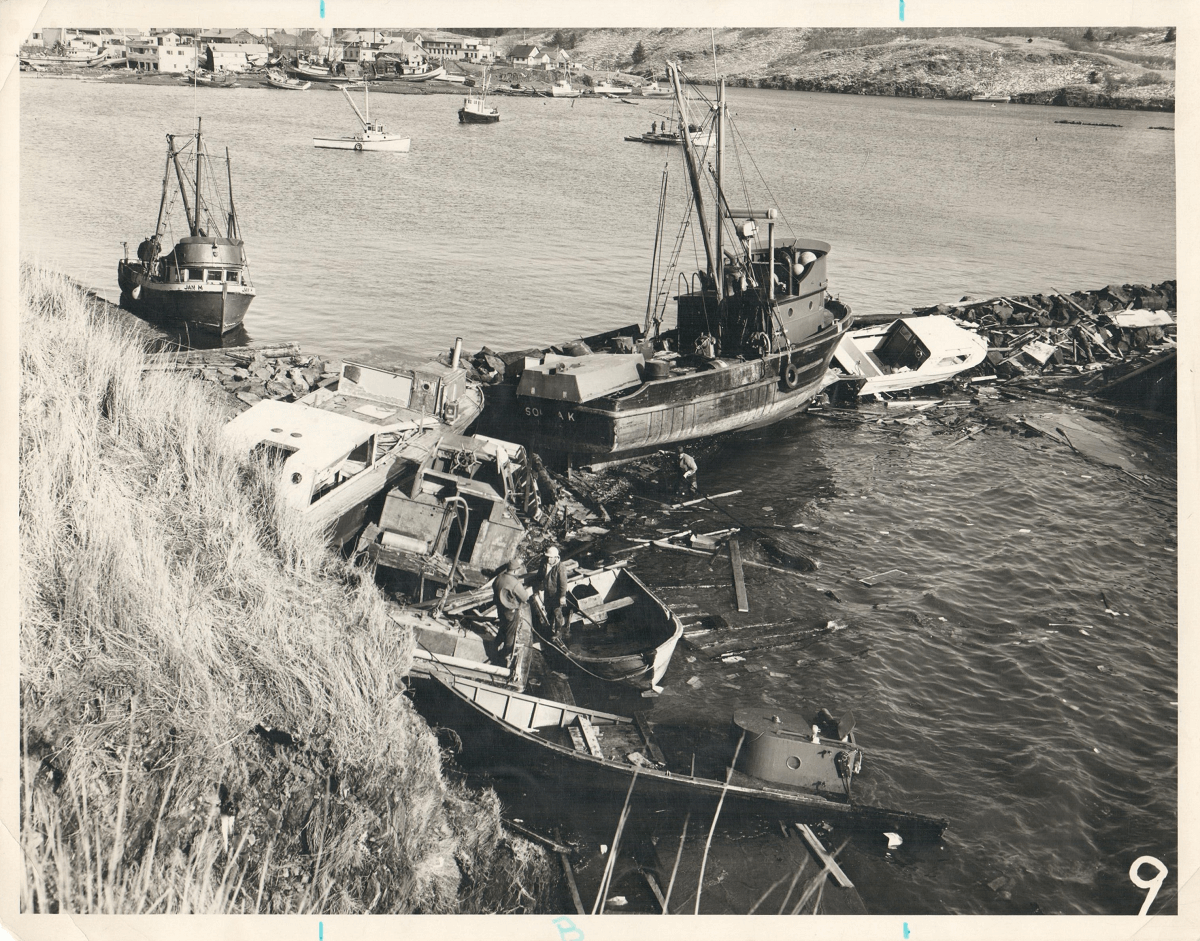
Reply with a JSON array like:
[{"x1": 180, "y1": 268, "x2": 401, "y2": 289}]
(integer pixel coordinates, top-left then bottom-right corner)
[
  {"x1": 186, "y1": 268, "x2": 205, "y2": 281},
  {"x1": 875, "y1": 323, "x2": 930, "y2": 370},
  {"x1": 206, "y1": 269, "x2": 223, "y2": 282},
  {"x1": 250, "y1": 441, "x2": 298, "y2": 467}
]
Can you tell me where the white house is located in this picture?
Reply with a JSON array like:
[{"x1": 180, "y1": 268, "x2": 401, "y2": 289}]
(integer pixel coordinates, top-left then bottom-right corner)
[{"x1": 128, "y1": 32, "x2": 195, "y2": 72}]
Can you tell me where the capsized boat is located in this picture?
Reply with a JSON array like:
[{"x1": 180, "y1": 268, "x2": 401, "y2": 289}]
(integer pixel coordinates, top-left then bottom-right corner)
[
  {"x1": 532, "y1": 562, "x2": 683, "y2": 690},
  {"x1": 313, "y1": 83, "x2": 410, "y2": 152},
  {"x1": 826, "y1": 315, "x2": 988, "y2": 397},
  {"x1": 458, "y1": 68, "x2": 499, "y2": 123},
  {"x1": 223, "y1": 349, "x2": 484, "y2": 548},
  {"x1": 415, "y1": 670, "x2": 949, "y2": 842},
  {"x1": 266, "y1": 68, "x2": 310, "y2": 90},
  {"x1": 476, "y1": 62, "x2": 851, "y2": 469},
  {"x1": 117, "y1": 118, "x2": 254, "y2": 334},
  {"x1": 355, "y1": 432, "x2": 540, "y2": 592}
]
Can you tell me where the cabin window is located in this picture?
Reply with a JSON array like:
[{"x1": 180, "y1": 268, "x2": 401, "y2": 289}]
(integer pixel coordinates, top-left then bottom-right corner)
[
  {"x1": 876, "y1": 323, "x2": 930, "y2": 370},
  {"x1": 206, "y1": 269, "x2": 223, "y2": 282},
  {"x1": 186, "y1": 267, "x2": 205, "y2": 281},
  {"x1": 251, "y1": 441, "x2": 298, "y2": 467}
]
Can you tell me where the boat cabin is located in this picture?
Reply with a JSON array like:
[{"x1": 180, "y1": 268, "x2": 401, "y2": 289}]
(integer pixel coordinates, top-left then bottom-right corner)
[
  {"x1": 358, "y1": 432, "x2": 539, "y2": 592},
  {"x1": 831, "y1": 315, "x2": 988, "y2": 393},
  {"x1": 150, "y1": 236, "x2": 249, "y2": 285},
  {"x1": 302, "y1": 359, "x2": 472, "y2": 427}
]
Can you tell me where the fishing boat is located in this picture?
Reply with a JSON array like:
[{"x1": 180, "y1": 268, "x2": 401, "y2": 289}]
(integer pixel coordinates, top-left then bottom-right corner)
[
  {"x1": 826, "y1": 315, "x2": 988, "y2": 397},
  {"x1": 117, "y1": 119, "x2": 254, "y2": 334},
  {"x1": 313, "y1": 83, "x2": 410, "y2": 152},
  {"x1": 476, "y1": 62, "x2": 851, "y2": 470},
  {"x1": 550, "y1": 79, "x2": 581, "y2": 98},
  {"x1": 355, "y1": 432, "x2": 540, "y2": 593},
  {"x1": 593, "y1": 79, "x2": 632, "y2": 97},
  {"x1": 624, "y1": 125, "x2": 715, "y2": 147},
  {"x1": 458, "y1": 68, "x2": 499, "y2": 123},
  {"x1": 532, "y1": 562, "x2": 684, "y2": 690},
  {"x1": 223, "y1": 349, "x2": 485, "y2": 548},
  {"x1": 287, "y1": 55, "x2": 341, "y2": 82},
  {"x1": 266, "y1": 68, "x2": 310, "y2": 90},
  {"x1": 179, "y1": 68, "x2": 240, "y2": 88},
  {"x1": 415, "y1": 670, "x2": 949, "y2": 842},
  {"x1": 639, "y1": 79, "x2": 672, "y2": 98}
]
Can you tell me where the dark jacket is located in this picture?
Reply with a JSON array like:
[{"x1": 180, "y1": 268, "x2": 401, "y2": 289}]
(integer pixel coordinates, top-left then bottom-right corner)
[{"x1": 540, "y1": 560, "x2": 570, "y2": 605}]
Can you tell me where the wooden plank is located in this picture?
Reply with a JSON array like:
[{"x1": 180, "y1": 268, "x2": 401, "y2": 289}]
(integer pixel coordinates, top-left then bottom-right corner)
[
  {"x1": 633, "y1": 712, "x2": 667, "y2": 766},
  {"x1": 795, "y1": 824, "x2": 854, "y2": 889},
  {"x1": 577, "y1": 716, "x2": 604, "y2": 758},
  {"x1": 558, "y1": 834, "x2": 586, "y2": 915},
  {"x1": 729, "y1": 536, "x2": 750, "y2": 613},
  {"x1": 567, "y1": 725, "x2": 587, "y2": 753},
  {"x1": 644, "y1": 870, "x2": 667, "y2": 909}
]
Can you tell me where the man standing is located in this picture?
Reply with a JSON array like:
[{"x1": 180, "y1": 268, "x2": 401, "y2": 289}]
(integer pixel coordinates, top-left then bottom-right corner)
[
  {"x1": 677, "y1": 447, "x2": 698, "y2": 495},
  {"x1": 493, "y1": 559, "x2": 532, "y2": 666},
  {"x1": 539, "y1": 545, "x2": 571, "y2": 641}
]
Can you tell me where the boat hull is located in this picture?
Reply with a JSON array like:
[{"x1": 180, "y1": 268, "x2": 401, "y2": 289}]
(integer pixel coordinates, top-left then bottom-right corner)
[
  {"x1": 478, "y1": 325, "x2": 844, "y2": 469},
  {"x1": 117, "y1": 261, "x2": 253, "y2": 334},
  {"x1": 415, "y1": 673, "x2": 948, "y2": 841},
  {"x1": 313, "y1": 136, "x2": 411, "y2": 152},
  {"x1": 459, "y1": 108, "x2": 499, "y2": 123}
]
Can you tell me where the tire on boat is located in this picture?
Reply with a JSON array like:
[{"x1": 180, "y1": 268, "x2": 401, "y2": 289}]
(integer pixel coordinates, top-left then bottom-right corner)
[
  {"x1": 354, "y1": 142, "x2": 363, "y2": 152},
  {"x1": 781, "y1": 360, "x2": 801, "y2": 390}
]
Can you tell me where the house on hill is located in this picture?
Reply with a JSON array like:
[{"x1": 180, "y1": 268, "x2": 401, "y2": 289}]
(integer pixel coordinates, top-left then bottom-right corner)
[{"x1": 508, "y1": 43, "x2": 549, "y2": 67}]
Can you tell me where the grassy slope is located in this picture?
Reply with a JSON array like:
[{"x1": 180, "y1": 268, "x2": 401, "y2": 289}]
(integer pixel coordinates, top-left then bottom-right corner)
[
  {"x1": 18, "y1": 265, "x2": 553, "y2": 913},
  {"x1": 489, "y1": 27, "x2": 1175, "y2": 104}
]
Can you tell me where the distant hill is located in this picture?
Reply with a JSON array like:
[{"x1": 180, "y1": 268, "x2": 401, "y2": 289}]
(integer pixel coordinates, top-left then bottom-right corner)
[{"x1": 471, "y1": 27, "x2": 1175, "y2": 110}]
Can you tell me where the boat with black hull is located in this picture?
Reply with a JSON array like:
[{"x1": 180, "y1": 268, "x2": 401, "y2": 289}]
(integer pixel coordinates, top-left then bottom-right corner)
[
  {"x1": 415, "y1": 670, "x2": 948, "y2": 843},
  {"x1": 477, "y1": 62, "x2": 850, "y2": 469},
  {"x1": 117, "y1": 118, "x2": 254, "y2": 335}
]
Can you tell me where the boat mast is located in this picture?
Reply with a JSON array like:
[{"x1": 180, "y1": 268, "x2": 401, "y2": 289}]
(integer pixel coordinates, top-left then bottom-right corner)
[
  {"x1": 715, "y1": 78, "x2": 725, "y2": 297},
  {"x1": 154, "y1": 135, "x2": 174, "y2": 237},
  {"x1": 225, "y1": 147, "x2": 238, "y2": 240},
  {"x1": 192, "y1": 118, "x2": 202, "y2": 237},
  {"x1": 171, "y1": 138, "x2": 195, "y2": 234},
  {"x1": 668, "y1": 62, "x2": 716, "y2": 291}
]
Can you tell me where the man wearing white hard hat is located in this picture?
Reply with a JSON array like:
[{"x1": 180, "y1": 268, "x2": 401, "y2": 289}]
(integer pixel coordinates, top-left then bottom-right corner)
[{"x1": 539, "y1": 545, "x2": 571, "y2": 642}]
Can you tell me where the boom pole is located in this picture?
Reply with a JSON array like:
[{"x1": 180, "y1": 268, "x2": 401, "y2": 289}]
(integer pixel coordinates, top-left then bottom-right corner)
[
  {"x1": 154, "y1": 135, "x2": 174, "y2": 237},
  {"x1": 192, "y1": 118, "x2": 203, "y2": 236},
  {"x1": 667, "y1": 62, "x2": 716, "y2": 291}
]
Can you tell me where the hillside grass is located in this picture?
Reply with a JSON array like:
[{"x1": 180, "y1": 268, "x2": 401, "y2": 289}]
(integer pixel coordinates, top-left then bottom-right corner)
[{"x1": 18, "y1": 265, "x2": 554, "y2": 913}]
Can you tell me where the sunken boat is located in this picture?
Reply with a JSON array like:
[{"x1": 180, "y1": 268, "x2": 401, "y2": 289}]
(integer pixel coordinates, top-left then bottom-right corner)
[
  {"x1": 118, "y1": 118, "x2": 254, "y2": 335},
  {"x1": 476, "y1": 62, "x2": 850, "y2": 470}
]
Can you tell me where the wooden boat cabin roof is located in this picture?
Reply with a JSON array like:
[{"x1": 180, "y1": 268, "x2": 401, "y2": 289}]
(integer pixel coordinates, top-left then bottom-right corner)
[
  {"x1": 889, "y1": 315, "x2": 984, "y2": 355},
  {"x1": 224, "y1": 398, "x2": 388, "y2": 471}
]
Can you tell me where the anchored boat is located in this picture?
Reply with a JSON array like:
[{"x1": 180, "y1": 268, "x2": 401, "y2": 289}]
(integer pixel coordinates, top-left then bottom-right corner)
[
  {"x1": 459, "y1": 68, "x2": 499, "y2": 123},
  {"x1": 117, "y1": 118, "x2": 254, "y2": 334},
  {"x1": 313, "y1": 83, "x2": 410, "y2": 152},
  {"x1": 550, "y1": 79, "x2": 581, "y2": 98},
  {"x1": 477, "y1": 62, "x2": 851, "y2": 469}
]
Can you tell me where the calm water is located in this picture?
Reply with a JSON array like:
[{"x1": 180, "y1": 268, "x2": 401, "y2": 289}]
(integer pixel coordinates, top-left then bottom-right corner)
[{"x1": 20, "y1": 77, "x2": 1177, "y2": 916}]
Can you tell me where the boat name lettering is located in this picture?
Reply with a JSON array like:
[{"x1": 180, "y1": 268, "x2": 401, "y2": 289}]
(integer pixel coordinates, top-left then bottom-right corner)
[
  {"x1": 524, "y1": 407, "x2": 575, "y2": 421},
  {"x1": 551, "y1": 917, "x2": 583, "y2": 941}
]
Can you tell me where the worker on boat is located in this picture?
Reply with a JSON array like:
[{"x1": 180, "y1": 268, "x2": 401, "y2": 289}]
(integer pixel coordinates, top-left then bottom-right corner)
[
  {"x1": 650, "y1": 120, "x2": 657, "y2": 135},
  {"x1": 136, "y1": 234, "x2": 161, "y2": 265},
  {"x1": 538, "y1": 545, "x2": 571, "y2": 642},
  {"x1": 494, "y1": 559, "x2": 532, "y2": 668},
  {"x1": 677, "y1": 448, "x2": 698, "y2": 495}
]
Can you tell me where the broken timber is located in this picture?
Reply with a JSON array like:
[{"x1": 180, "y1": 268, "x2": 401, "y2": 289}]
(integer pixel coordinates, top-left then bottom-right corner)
[{"x1": 729, "y1": 536, "x2": 750, "y2": 613}]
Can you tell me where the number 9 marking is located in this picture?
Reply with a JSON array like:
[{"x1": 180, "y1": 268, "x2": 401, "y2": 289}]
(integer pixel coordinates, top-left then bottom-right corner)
[{"x1": 1129, "y1": 855, "x2": 1168, "y2": 916}]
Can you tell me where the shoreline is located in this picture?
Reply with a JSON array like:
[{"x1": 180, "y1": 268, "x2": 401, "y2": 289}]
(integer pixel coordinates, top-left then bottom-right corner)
[{"x1": 23, "y1": 65, "x2": 1176, "y2": 112}]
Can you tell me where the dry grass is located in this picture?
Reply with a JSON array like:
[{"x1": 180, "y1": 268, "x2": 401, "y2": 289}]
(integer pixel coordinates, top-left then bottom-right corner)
[{"x1": 18, "y1": 264, "x2": 551, "y2": 913}]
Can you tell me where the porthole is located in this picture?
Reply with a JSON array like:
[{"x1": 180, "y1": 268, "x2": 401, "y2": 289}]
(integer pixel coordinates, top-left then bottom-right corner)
[
  {"x1": 786, "y1": 756, "x2": 802, "y2": 770},
  {"x1": 291, "y1": 473, "x2": 303, "y2": 484},
  {"x1": 808, "y1": 300, "x2": 814, "y2": 309},
  {"x1": 787, "y1": 308, "x2": 794, "y2": 318},
  {"x1": 271, "y1": 427, "x2": 283, "y2": 433},
  {"x1": 290, "y1": 432, "x2": 303, "y2": 438}
]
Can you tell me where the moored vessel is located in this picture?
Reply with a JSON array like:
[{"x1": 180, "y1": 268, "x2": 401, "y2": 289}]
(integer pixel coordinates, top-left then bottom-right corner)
[
  {"x1": 458, "y1": 68, "x2": 499, "y2": 123},
  {"x1": 117, "y1": 118, "x2": 254, "y2": 334},
  {"x1": 313, "y1": 83, "x2": 411, "y2": 152},
  {"x1": 266, "y1": 68, "x2": 310, "y2": 90},
  {"x1": 477, "y1": 62, "x2": 851, "y2": 469}
]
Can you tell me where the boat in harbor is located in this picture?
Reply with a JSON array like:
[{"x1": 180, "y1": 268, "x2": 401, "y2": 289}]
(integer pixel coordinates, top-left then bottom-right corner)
[
  {"x1": 533, "y1": 561, "x2": 684, "y2": 690},
  {"x1": 639, "y1": 79, "x2": 672, "y2": 98},
  {"x1": 624, "y1": 125, "x2": 715, "y2": 147},
  {"x1": 313, "y1": 83, "x2": 410, "y2": 152},
  {"x1": 179, "y1": 68, "x2": 239, "y2": 88},
  {"x1": 593, "y1": 79, "x2": 632, "y2": 97},
  {"x1": 223, "y1": 350, "x2": 485, "y2": 548},
  {"x1": 476, "y1": 62, "x2": 851, "y2": 469},
  {"x1": 355, "y1": 431, "x2": 540, "y2": 593},
  {"x1": 826, "y1": 315, "x2": 988, "y2": 397},
  {"x1": 266, "y1": 68, "x2": 310, "y2": 90},
  {"x1": 415, "y1": 670, "x2": 948, "y2": 842},
  {"x1": 117, "y1": 118, "x2": 254, "y2": 334},
  {"x1": 458, "y1": 69, "x2": 499, "y2": 123},
  {"x1": 550, "y1": 78, "x2": 581, "y2": 98},
  {"x1": 287, "y1": 56, "x2": 341, "y2": 82}
]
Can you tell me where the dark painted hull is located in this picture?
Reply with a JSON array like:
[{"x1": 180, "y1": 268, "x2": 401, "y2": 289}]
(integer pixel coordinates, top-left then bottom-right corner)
[
  {"x1": 415, "y1": 673, "x2": 948, "y2": 842},
  {"x1": 479, "y1": 323, "x2": 844, "y2": 469},
  {"x1": 118, "y1": 261, "x2": 253, "y2": 334},
  {"x1": 459, "y1": 109, "x2": 499, "y2": 123}
]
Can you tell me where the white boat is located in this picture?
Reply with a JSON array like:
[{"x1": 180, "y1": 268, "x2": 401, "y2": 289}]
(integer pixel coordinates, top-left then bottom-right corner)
[
  {"x1": 827, "y1": 315, "x2": 988, "y2": 396},
  {"x1": 639, "y1": 80, "x2": 672, "y2": 98},
  {"x1": 459, "y1": 67, "x2": 499, "y2": 123},
  {"x1": 313, "y1": 83, "x2": 410, "y2": 152},
  {"x1": 592, "y1": 79, "x2": 632, "y2": 97},
  {"x1": 266, "y1": 68, "x2": 310, "y2": 90},
  {"x1": 550, "y1": 79, "x2": 581, "y2": 98}
]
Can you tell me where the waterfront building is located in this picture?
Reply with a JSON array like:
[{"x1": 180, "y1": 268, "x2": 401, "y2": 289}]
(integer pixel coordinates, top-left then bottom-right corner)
[
  {"x1": 128, "y1": 32, "x2": 196, "y2": 73},
  {"x1": 507, "y1": 43, "x2": 549, "y2": 67}
]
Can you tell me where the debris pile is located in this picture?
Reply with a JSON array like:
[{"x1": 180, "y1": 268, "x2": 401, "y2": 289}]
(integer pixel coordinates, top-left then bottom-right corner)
[{"x1": 146, "y1": 343, "x2": 341, "y2": 409}]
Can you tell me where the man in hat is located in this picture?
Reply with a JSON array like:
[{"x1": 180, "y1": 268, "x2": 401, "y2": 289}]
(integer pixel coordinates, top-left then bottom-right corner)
[
  {"x1": 493, "y1": 558, "x2": 532, "y2": 666},
  {"x1": 539, "y1": 545, "x2": 571, "y2": 642}
]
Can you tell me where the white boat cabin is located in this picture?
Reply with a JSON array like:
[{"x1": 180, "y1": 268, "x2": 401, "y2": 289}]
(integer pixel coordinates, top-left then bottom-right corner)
[{"x1": 831, "y1": 315, "x2": 988, "y2": 396}]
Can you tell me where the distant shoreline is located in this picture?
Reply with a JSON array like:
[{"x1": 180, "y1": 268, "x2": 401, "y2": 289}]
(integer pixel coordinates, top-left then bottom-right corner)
[{"x1": 21, "y1": 66, "x2": 1176, "y2": 113}]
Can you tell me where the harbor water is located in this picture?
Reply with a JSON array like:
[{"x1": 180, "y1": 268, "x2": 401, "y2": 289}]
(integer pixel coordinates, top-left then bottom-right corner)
[{"x1": 20, "y1": 77, "x2": 1177, "y2": 915}]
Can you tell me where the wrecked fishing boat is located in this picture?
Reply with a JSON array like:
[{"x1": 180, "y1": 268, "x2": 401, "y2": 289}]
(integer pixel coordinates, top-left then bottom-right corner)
[
  {"x1": 355, "y1": 432, "x2": 540, "y2": 593},
  {"x1": 826, "y1": 315, "x2": 988, "y2": 397},
  {"x1": 117, "y1": 118, "x2": 254, "y2": 334},
  {"x1": 416, "y1": 671, "x2": 948, "y2": 842},
  {"x1": 392, "y1": 604, "x2": 536, "y2": 694},
  {"x1": 476, "y1": 62, "x2": 850, "y2": 470},
  {"x1": 532, "y1": 562, "x2": 684, "y2": 690},
  {"x1": 223, "y1": 352, "x2": 483, "y2": 548}
]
